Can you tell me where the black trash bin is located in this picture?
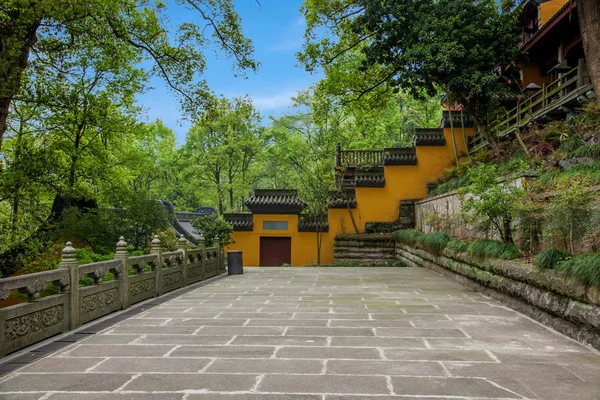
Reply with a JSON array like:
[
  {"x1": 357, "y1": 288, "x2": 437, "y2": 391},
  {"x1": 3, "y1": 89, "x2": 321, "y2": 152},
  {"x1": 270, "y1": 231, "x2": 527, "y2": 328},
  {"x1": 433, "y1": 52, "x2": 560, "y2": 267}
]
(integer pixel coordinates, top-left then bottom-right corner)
[{"x1": 227, "y1": 250, "x2": 244, "y2": 275}]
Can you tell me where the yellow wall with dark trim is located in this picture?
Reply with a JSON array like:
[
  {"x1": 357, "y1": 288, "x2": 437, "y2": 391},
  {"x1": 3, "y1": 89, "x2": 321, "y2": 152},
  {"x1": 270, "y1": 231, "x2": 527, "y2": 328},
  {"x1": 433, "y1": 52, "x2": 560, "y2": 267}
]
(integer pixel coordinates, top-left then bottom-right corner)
[{"x1": 226, "y1": 125, "x2": 476, "y2": 266}]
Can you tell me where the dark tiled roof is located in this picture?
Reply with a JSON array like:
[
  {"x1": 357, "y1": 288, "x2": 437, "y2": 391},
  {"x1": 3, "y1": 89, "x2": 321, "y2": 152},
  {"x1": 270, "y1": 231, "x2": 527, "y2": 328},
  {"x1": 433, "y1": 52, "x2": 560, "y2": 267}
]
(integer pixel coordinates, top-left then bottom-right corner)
[
  {"x1": 355, "y1": 167, "x2": 385, "y2": 188},
  {"x1": 415, "y1": 129, "x2": 446, "y2": 146},
  {"x1": 245, "y1": 189, "x2": 307, "y2": 214},
  {"x1": 298, "y1": 215, "x2": 329, "y2": 232},
  {"x1": 382, "y1": 148, "x2": 418, "y2": 165},
  {"x1": 355, "y1": 175, "x2": 385, "y2": 188},
  {"x1": 442, "y1": 110, "x2": 474, "y2": 128},
  {"x1": 329, "y1": 189, "x2": 357, "y2": 209},
  {"x1": 223, "y1": 213, "x2": 254, "y2": 231}
]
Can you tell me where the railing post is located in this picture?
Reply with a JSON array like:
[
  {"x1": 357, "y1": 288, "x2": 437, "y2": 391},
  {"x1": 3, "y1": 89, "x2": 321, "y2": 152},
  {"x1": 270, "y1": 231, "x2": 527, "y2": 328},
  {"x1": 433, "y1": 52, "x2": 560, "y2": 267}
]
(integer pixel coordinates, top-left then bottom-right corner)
[
  {"x1": 115, "y1": 237, "x2": 130, "y2": 309},
  {"x1": 577, "y1": 58, "x2": 585, "y2": 88},
  {"x1": 178, "y1": 236, "x2": 188, "y2": 286},
  {"x1": 215, "y1": 238, "x2": 225, "y2": 274},
  {"x1": 59, "y1": 241, "x2": 79, "y2": 330},
  {"x1": 542, "y1": 84, "x2": 546, "y2": 108},
  {"x1": 151, "y1": 235, "x2": 163, "y2": 297},
  {"x1": 198, "y1": 236, "x2": 206, "y2": 280},
  {"x1": 335, "y1": 143, "x2": 341, "y2": 167},
  {"x1": 517, "y1": 102, "x2": 521, "y2": 124}
]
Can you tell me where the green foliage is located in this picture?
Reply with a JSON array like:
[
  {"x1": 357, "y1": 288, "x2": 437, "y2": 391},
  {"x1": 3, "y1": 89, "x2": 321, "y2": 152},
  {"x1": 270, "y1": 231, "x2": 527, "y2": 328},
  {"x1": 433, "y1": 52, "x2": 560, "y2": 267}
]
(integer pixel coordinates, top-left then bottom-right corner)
[
  {"x1": 184, "y1": 96, "x2": 264, "y2": 214},
  {"x1": 469, "y1": 239, "x2": 521, "y2": 260},
  {"x1": 555, "y1": 252, "x2": 600, "y2": 286},
  {"x1": 394, "y1": 230, "x2": 424, "y2": 246},
  {"x1": 533, "y1": 248, "x2": 569, "y2": 270},
  {"x1": 417, "y1": 232, "x2": 450, "y2": 255},
  {"x1": 75, "y1": 248, "x2": 113, "y2": 265},
  {"x1": 57, "y1": 199, "x2": 170, "y2": 254},
  {"x1": 542, "y1": 177, "x2": 598, "y2": 254},
  {"x1": 191, "y1": 216, "x2": 234, "y2": 247},
  {"x1": 0, "y1": 0, "x2": 258, "y2": 149},
  {"x1": 447, "y1": 240, "x2": 471, "y2": 253},
  {"x1": 459, "y1": 163, "x2": 523, "y2": 244},
  {"x1": 299, "y1": 0, "x2": 521, "y2": 148},
  {"x1": 156, "y1": 230, "x2": 180, "y2": 252}
]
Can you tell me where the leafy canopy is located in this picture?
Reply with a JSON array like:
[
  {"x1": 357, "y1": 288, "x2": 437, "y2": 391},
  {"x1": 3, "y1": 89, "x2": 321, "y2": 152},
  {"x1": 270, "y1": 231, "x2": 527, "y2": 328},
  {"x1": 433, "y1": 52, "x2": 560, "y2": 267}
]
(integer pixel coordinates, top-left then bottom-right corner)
[
  {"x1": 299, "y1": 0, "x2": 521, "y2": 131},
  {"x1": 0, "y1": 0, "x2": 258, "y2": 149}
]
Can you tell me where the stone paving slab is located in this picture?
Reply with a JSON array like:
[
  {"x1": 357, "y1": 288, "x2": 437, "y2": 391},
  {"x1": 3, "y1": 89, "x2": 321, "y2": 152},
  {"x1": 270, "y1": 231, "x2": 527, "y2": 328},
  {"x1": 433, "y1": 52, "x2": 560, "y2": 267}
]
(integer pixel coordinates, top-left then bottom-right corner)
[{"x1": 1, "y1": 266, "x2": 600, "y2": 399}]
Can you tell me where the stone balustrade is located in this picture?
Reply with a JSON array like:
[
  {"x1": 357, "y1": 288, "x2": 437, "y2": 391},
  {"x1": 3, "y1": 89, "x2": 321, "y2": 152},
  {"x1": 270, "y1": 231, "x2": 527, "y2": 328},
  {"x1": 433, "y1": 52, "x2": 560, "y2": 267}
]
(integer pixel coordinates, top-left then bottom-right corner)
[{"x1": 0, "y1": 235, "x2": 225, "y2": 356}]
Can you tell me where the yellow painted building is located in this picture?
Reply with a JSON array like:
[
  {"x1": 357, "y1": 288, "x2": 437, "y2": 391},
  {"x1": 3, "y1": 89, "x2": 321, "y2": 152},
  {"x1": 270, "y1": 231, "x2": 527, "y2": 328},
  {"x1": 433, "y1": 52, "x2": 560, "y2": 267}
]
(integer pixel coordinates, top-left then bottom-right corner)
[{"x1": 224, "y1": 111, "x2": 476, "y2": 266}]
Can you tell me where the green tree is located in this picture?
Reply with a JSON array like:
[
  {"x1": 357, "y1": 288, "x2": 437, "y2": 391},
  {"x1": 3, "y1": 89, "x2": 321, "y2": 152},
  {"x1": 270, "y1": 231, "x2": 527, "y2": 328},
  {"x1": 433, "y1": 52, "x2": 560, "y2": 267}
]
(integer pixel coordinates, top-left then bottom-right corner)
[
  {"x1": 544, "y1": 177, "x2": 597, "y2": 255},
  {"x1": 459, "y1": 164, "x2": 523, "y2": 244},
  {"x1": 191, "y1": 215, "x2": 234, "y2": 247},
  {"x1": 0, "y1": 0, "x2": 258, "y2": 150},
  {"x1": 185, "y1": 96, "x2": 264, "y2": 214},
  {"x1": 299, "y1": 0, "x2": 521, "y2": 155},
  {"x1": 262, "y1": 91, "x2": 345, "y2": 261}
]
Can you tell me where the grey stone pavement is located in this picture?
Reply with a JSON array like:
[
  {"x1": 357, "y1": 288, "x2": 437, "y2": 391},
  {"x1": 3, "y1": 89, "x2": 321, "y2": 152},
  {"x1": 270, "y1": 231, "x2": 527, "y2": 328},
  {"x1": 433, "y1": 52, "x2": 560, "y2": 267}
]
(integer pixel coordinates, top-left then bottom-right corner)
[{"x1": 1, "y1": 267, "x2": 600, "y2": 400}]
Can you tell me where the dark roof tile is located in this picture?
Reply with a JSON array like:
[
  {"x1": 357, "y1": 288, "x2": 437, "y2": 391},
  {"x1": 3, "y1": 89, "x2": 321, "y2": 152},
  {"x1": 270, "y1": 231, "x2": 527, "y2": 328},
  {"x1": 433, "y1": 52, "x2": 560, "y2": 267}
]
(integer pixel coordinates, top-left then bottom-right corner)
[{"x1": 245, "y1": 189, "x2": 307, "y2": 214}]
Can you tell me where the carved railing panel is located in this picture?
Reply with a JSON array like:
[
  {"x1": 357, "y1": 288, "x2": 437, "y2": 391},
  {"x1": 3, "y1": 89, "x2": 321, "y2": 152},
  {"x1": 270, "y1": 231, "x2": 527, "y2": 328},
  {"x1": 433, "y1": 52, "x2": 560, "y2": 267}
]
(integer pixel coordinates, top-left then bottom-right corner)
[
  {"x1": 0, "y1": 294, "x2": 68, "y2": 355},
  {"x1": 162, "y1": 266, "x2": 184, "y2": 293},
  {"x1": 79, "y1": 281, "x2": 120, "y2": 324},
  {"x1": 128, "y1": 273, "x2": 156, "y2": 305},
  {"x1": 186, "y1": 249, "x2": 204, "y2": 284},
  {"x1": 0, "y1": 236, "x2": 225, "y2": 356},
  {"x1": 204, "y1": 247, "x2": 219, "y2": 279}
]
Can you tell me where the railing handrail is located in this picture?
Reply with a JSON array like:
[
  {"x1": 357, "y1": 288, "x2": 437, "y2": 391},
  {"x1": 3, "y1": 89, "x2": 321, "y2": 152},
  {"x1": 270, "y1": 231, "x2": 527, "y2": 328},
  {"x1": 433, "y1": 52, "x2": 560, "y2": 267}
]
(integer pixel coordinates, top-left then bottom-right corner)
[
  {"x1": 489, "y1": 61, "x2": 586, "y2": 138},
  {"x1": 0, "y1": 269, "x2": 69, "y2": 300}
]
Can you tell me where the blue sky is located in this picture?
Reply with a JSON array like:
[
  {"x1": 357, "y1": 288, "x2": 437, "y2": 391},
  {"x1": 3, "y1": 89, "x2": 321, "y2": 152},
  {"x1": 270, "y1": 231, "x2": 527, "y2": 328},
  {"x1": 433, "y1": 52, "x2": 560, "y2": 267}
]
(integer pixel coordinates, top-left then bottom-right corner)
[{"x1": 136, "y1": 0, "x2": 321, "y2": 144}]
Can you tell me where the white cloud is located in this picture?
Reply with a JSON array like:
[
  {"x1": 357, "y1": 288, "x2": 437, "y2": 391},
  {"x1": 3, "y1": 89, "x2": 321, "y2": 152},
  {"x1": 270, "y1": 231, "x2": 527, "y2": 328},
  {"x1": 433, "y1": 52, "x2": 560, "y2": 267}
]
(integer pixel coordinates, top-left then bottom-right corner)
[{"x1": 251, "y1": 90, "x2": 299, "y2": 111}]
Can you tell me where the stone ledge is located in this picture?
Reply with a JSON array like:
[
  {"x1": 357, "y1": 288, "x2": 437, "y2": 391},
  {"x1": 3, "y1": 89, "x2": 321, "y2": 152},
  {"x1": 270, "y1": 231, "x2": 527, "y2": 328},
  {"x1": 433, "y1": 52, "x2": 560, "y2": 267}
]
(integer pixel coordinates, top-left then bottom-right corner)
[{"x1": 396, "y1": 244, "x2": 600, "y2": 350}]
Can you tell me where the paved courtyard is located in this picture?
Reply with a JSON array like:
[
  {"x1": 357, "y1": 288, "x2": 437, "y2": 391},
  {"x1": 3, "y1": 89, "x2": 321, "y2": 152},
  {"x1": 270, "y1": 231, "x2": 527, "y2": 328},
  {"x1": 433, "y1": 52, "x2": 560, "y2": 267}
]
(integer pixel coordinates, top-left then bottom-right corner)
[{"x1": 1, "y1": 267, "x2": 599, "y2": 400}]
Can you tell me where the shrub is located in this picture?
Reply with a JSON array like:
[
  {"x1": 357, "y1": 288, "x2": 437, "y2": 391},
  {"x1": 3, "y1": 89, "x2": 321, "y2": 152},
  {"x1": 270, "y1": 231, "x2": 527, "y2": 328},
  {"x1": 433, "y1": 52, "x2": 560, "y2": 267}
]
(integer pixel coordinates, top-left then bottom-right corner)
[
  {"x1": 459, "y1": 163, "x2": 523, "y2": 244},
  {"x1": 393, "y1": 230, "x2": 424, "y2": 246},
  {"x1": 555, "y1": 252, "x2": 600, "y2": 286},
  {"x1": 533, "y1": 248, "x2": 568, "y2": 269},
  {"x1": 417, "y1": 232, "x2": 450, "y2": 255},
  {"x1": 447, "y1": 240, "x2": 471, "y2": 252},
  {"x1": 75, "y1": 248, "x2": 113, "y2": 265},
  {"x1": 469, "y1": 239, "x2": 521, "y2": 260},
  {"x1": 191, "y1": 216, "x2": 234, "y2": 247}
]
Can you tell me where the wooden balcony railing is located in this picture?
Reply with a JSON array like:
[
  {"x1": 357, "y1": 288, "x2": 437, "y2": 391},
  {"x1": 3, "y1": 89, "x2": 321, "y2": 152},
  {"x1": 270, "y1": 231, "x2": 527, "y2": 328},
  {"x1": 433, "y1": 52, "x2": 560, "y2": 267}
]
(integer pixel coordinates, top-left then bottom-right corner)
[
  {"x1": 336, "y1": 147, "x2": 384, "y2": 167},
  {"x1": 468, "y1": 58, "x2": 593, "y2": 152}
]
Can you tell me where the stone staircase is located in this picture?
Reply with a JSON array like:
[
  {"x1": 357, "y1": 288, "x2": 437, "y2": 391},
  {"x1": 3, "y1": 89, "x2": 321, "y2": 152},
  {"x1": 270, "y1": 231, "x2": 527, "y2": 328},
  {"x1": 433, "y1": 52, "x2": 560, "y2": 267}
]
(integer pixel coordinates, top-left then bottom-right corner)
[{"x1": 334, "y1": 234, "x2": 397, "y2": 264}]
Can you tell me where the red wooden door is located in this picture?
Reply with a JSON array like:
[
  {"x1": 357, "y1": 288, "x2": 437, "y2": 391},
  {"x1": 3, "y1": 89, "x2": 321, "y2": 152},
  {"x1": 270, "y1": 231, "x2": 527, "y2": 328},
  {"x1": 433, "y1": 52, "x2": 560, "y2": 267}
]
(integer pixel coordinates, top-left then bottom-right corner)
[{"x1": 260, "y1": 237, "x2": 292, "y2": 266}]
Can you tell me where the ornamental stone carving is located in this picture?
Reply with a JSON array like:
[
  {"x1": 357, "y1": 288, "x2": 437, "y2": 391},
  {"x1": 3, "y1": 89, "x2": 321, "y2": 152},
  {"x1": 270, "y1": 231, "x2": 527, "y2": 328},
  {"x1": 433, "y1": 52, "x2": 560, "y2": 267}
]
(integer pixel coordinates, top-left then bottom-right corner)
[
  {"x1": 130, "y1": 278, "x2": 155, "y2": 298},
  {"x1": 25, "y1": 279, "x2": 45, "y2": 295},
  {"x1": 188, "y1": 267, "x2": 202, "y2": 279},
  {"x1": 81, "y1": 288, "x2": 118, "y2": 313},
  {"x1": 163, "y1": 272, "x2": 182, "y2": 287},
  {"x1": 5, "y1": 305, "x2": 64, "y2": 342},
  {"x1": 0, "y1": 288, "x2": 10, "y2": 300}
]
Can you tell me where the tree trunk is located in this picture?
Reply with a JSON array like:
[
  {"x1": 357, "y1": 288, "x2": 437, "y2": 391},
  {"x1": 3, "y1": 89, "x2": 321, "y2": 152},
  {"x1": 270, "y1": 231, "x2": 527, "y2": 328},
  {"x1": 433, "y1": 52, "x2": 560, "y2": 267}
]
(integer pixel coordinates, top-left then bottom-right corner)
[
  {"x1": 579, "y1": 0, "x2": 600, "y2": 95},
  {"x1": 503, "y1": 215, "x2": 514, "y2": 245},
  {"x1": 346, "y1": 202, "x2": 360, "y2": 234},
  {"x1": 470, "y1": 114, "x2": 501, "y2": 156},
  {"x1": 0, "y1": 17, "x2": 41, "y2": 150}
]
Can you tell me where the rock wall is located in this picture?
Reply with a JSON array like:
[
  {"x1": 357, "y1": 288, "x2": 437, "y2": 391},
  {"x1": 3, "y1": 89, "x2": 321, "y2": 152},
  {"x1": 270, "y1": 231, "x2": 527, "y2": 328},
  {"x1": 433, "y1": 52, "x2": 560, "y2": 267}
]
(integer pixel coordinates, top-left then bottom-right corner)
[
  {"x1": 334, "y1": 235, "x2": 396, "y2": 264},
  {"x1": 395, "y1": 243, "x2": 600, "y2": 350}
]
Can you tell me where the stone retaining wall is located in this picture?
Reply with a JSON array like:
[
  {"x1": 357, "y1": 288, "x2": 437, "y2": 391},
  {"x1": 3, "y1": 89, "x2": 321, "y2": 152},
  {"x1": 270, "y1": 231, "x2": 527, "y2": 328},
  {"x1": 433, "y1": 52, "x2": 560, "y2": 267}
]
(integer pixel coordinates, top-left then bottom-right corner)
[
  {"x1": 395, "y1": 243, "x2": 600, "y2": 350},
  {"x1": 334, "y1": 235, "x2": 396, "y2": 264},
  {"x1": 0, "y1": 235, "x2": 225, "y2": 357}
]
